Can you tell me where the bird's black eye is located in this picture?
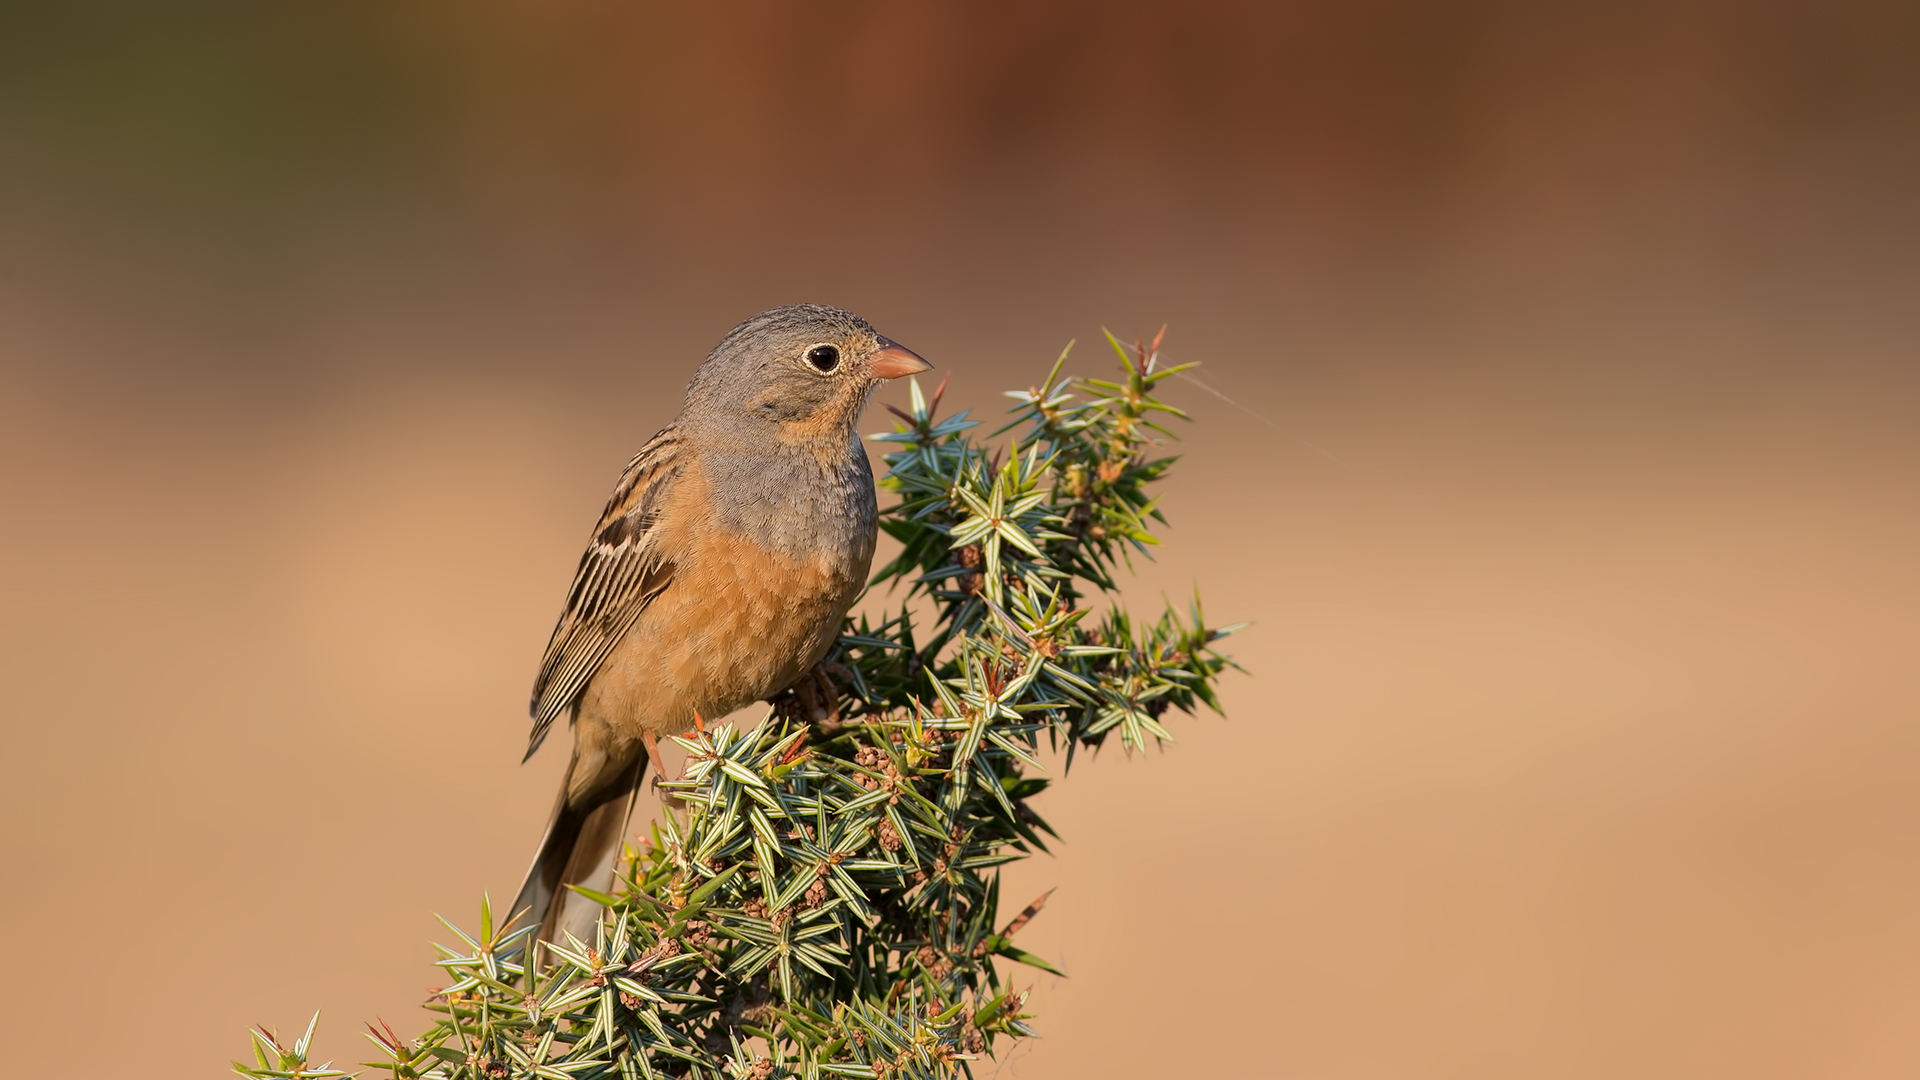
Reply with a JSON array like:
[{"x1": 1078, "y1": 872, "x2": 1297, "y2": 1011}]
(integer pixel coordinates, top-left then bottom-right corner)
[{"x1": 806, "y1": 344, "x2": 841, "y2": 373}]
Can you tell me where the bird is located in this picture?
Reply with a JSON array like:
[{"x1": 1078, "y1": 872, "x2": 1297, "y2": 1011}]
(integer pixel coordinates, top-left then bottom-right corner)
[{"x1": 510, "y1": 303, "x2": 931, "y2": 958}]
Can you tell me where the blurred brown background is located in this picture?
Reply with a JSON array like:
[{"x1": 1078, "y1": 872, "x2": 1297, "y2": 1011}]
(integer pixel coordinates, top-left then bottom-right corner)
[{"x1": 3, "y1": 2, "x2": 1918, "y2": 1076}]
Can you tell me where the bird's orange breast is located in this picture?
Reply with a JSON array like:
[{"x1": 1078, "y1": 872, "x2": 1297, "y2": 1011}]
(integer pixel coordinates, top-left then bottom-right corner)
[{"x1": 573, "y1": 462, "x2": 875, "y2": 745}]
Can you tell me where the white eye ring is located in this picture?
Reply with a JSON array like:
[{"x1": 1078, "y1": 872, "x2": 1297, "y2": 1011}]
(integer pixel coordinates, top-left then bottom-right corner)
[{"x1": 805, "y1": 344, "x2": 841, "y2": 373}]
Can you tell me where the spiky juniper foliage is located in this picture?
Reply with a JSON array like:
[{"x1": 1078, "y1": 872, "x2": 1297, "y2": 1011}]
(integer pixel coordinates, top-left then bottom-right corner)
[{"x1": 237, "y1": 331, "x2": 1240, "y2": 1080}]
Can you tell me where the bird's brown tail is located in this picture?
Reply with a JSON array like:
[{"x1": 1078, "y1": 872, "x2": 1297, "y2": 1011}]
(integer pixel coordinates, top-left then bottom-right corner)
[{"x1": 510, "y1": 747, "x2": 647, "y2": 964}]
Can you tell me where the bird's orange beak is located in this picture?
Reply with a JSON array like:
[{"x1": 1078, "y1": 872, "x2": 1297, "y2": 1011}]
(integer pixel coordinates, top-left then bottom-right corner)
[{"x1": 869, "y1": 337, "x2": 933, "y2": 380}]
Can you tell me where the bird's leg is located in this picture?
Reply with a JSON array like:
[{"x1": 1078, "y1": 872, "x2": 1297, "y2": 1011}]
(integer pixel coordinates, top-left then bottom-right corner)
[
  {"x1": 791, "y1": 675, "x2": 819, "y2": 723},
  {"x1": 643, "y1": 730, "x2": 665, "y2": 795},
  {"x1": 642, "y1": 728, "x2": 691, "y2": 821},
  {"x1": 811, "y1": 662, "x2": 846, "y2": 735},
  {"x1": 768, "y1": 666, "x2": 846, "y2": 736},
  {"x1": 643, "y1": 712, "x2": 704, "y2": 806}
]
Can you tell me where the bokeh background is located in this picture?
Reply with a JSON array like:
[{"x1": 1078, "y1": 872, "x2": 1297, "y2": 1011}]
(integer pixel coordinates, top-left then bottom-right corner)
[{"x1": 3, "y1": 2, "x2": 1918, "y2": 1076}]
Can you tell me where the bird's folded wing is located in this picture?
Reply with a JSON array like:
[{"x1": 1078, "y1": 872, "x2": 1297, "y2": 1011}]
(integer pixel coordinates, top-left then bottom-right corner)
[{"x1": 525, "y1": 427, "x2": 684, "y2": 758}]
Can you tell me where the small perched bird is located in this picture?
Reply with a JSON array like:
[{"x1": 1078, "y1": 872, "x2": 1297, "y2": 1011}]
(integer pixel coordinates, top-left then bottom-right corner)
[{"x1": 512, "y1": 304, "x2": 930, "y2": 955}]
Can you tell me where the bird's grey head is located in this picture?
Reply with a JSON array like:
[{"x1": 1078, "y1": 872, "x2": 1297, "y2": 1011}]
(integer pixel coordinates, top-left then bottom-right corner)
[{"x1": 681, "y1": 304, "x2": 930, "y2": 441}]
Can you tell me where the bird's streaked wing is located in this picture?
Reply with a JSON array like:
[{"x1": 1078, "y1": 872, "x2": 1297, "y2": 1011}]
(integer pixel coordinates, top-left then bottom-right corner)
[{"x1": 525, "y1": 427, "x2": 683, "y2": 758}]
